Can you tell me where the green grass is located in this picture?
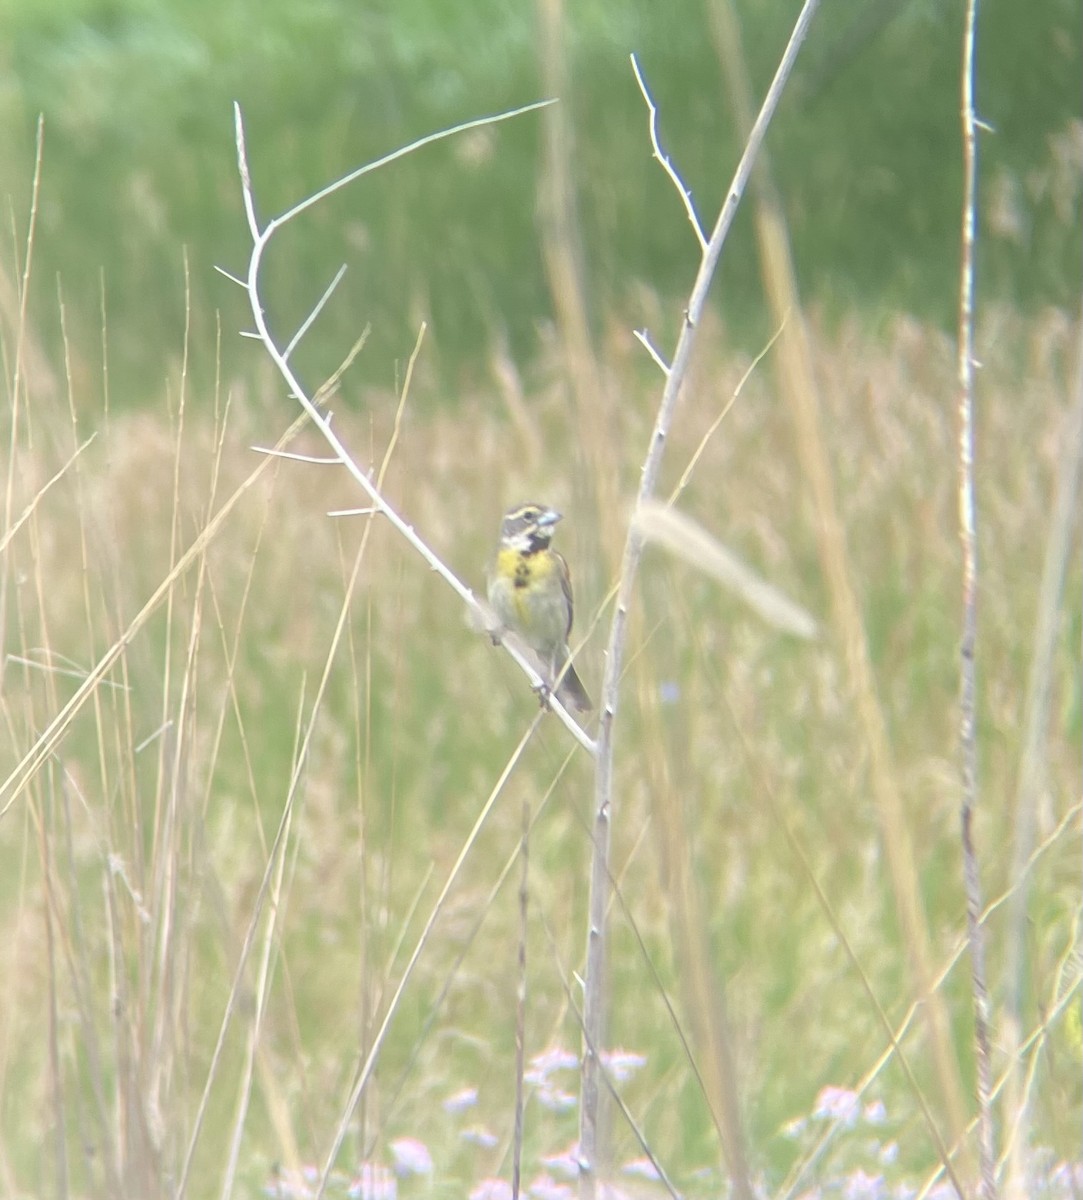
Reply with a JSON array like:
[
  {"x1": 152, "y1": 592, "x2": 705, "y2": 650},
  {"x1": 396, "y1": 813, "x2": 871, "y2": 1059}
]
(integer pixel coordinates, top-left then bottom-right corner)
[{"x1": 1, "y1": 0, "x2": 1078, "y2": 408}]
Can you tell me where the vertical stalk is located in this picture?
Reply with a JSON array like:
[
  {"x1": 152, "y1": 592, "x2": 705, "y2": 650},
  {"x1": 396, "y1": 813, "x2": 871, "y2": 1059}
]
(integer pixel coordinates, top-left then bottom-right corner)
[
  {"x1": 577, "y1": 7, "x2": 822, "y2": 1194},
  {"x1": 956, "y1": 1, "x2": 998, "y2": 1196}
]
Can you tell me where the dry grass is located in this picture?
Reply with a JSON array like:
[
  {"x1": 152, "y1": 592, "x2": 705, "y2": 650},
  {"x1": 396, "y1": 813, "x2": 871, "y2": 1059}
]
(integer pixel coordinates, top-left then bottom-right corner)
[{"x1": 0, "y1": 292, "x2": 1079, "y2": 1197}]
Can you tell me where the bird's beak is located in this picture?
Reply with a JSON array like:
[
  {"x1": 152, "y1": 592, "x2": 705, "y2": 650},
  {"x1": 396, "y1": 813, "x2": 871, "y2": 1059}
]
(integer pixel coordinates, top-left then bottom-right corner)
[{"x1": 539, "y1": 508, "x2": 562, "y2": 527}]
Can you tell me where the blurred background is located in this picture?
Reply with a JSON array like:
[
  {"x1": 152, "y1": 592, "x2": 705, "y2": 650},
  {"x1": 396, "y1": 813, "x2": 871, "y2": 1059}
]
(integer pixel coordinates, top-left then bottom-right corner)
[
  {"x1": 0, "y1": 1, "x2": 1079, "y2": 1198},
  {"x1": 1, "y1": 0, "x2": 1078, "y2": 396}
]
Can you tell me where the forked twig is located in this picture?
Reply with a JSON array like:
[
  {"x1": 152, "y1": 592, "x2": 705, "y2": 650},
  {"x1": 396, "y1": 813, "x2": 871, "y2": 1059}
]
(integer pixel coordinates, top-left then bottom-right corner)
[{"x1": 231, "y1": 98, "x2": 594, "y2": 757}]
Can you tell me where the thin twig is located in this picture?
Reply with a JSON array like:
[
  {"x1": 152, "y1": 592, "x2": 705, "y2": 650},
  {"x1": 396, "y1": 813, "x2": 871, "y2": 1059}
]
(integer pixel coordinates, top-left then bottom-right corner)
[
  {"x1": 284, "y1": 263, "x2": 348, "y2": 360},
  {"x1": 213, "y1": 265, "x2": 246, "y2": 288},
  {"x1": 956, "y1": 1, "x2": 997, "y2": 1197},
  {"x1": 630, "y1": 54, "x2": 708, "y2": 254},
  {"x1": 778, "y1": 798, "x2": 1081, "y2": 1194},
  {"x1": 0, "y1": 432, "x2": 96, "y2": 556},
  {"x1": 277, "y1": 102, "x2": 553, "y2": 229},
  {"x1": 250, "y1": 446, "x2": 339, "y2": 464},
  {"x1": 577, "y1": 6, "x2": 821, "y2": 1195},
  {"x1": 632, "y1": 328, "x2": 671, "y2": 375}
]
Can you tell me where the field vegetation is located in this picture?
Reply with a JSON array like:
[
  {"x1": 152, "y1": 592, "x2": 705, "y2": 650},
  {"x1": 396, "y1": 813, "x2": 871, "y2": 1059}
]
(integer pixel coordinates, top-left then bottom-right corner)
[{"x1": 0, "y1": 1, "x2": 1079, "y2": 1197}]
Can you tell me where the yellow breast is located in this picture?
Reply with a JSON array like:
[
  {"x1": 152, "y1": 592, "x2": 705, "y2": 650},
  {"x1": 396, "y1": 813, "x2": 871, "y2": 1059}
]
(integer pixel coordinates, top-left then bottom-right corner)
[
  {"x1": 491, "y1": 547, "x2": 533, "y2": 624},
  {"x1": 489, "y1": 547, "x2": 567, "y2": 656}
]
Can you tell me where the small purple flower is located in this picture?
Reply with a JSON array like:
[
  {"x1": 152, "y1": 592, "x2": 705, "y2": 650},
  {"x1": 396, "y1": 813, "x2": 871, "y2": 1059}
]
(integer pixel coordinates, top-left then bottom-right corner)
[
  {"x1": 1049, "y1": 1159, "x2": 1083, "y2": 1191},
  {"x1": 601, "y1": 1049, "x2": 647, "y2": 1083},
  {"x1": 841, "y1": 1168, "x2": 884, "y2": 1199},
  {"x1": 347, "y1": 1162, "x2": 397, "y2": 1200},
  {"x1": 622, "y1": 1157, "x2": 660, "y2": 1180},
  {"x1": 597, "y1": 1184, "x2": 636, "y2": 1200},
  {"x1": 389, "y1": 1137, "x2": 432, "y2": 1177},
  {"x1": 461, "y1": 1126, "x2": 499, "y2": 1149},
  {"x1": 529, "y1": 1174, "x2": 575, "y2": 1200},
  {"x1": 470, "y1": 1180, "x2": 513, "y2": 1200},
  {"x1": 541, "y1": 1146, "x2": 581, "y2": 1179},
  {"x1": 812, "y1": 1085, "x2": 860, "y2": 1127},
  {"x1": 443, "y1": 1087, "x2": 479, "y2": 1114},
  {"x1": 265, "y1": 1164, "x2": 324, "y2": 1198},
  {"x1": 526, "y1": 1046, "x2": 579, "y2": 1084},
  {"x1": 536, "y1": 1084, "x2": 577, "y2": 1113}
]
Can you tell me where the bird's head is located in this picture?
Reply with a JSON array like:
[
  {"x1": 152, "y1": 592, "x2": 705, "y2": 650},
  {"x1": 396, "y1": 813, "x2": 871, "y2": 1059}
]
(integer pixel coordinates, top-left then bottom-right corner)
[{"x1": 500, "y1": 502, "x2": 562, "y2": 552}]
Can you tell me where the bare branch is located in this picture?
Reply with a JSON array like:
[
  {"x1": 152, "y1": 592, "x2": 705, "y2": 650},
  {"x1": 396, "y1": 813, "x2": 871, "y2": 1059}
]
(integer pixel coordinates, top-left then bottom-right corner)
[
  {"x1": 234, "y1": 102, "x2": 258, "y2": 240},
  {"x1": 231, "y1": 102, "x2": 595, "y2": 756},
  {"x1": 284, "y1": 263, "x2": 348, "y2": 361},
  {"x1": 283, "y1": 101, "x2": 555, "y2": 227},
  {"x1": 327, "y1": 506, "x2": 380, "y2": 519},
  {"x1": 632, "y1": 328, "x2": 671, "y2": 375},
  {"x1": 631, "y1": 54, "x2": 708, "y2": 253},
  {"x1": 578, "y1": 4, "x2": 822, "y2": 1194},
  {"x1": 213, "y1": 265, "x2": 247, "y2": 288},
  {"x1": 249, "y1": 446, "x2": 340, "y2": 465}
]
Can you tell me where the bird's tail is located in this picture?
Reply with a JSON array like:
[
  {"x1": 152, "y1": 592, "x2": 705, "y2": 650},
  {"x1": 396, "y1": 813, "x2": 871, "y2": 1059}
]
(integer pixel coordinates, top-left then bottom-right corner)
[{"x1": 555, "y1": 658, "x2": 592, "y2": 713}]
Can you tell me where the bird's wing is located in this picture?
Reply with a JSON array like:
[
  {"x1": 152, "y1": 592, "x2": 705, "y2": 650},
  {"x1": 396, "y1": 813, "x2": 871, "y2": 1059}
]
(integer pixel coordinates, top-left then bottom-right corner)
[{"x1": 555, "y1": 551, "x2": 575, "y2": 639}]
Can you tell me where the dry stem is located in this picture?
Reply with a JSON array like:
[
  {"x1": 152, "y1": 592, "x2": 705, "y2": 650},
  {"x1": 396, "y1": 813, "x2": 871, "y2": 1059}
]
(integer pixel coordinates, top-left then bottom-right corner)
[
  {"x1": 956, "y1": 0, "x2": 998, "y2": 1196},
  {"x1": 576, "y1": 8, "x2": 822, "y2": 1194}
]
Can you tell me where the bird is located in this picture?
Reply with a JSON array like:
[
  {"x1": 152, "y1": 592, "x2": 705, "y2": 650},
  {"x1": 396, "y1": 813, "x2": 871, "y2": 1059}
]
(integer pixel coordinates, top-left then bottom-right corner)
[{"x1": 487, "y1": 502, "x2": 592, "y2": 713}]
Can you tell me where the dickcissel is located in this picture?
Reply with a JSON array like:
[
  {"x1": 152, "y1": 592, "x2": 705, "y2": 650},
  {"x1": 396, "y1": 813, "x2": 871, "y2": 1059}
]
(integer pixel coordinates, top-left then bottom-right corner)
[{"x1": 487, "y1": 502, "x2": 592, "y2": 713}]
